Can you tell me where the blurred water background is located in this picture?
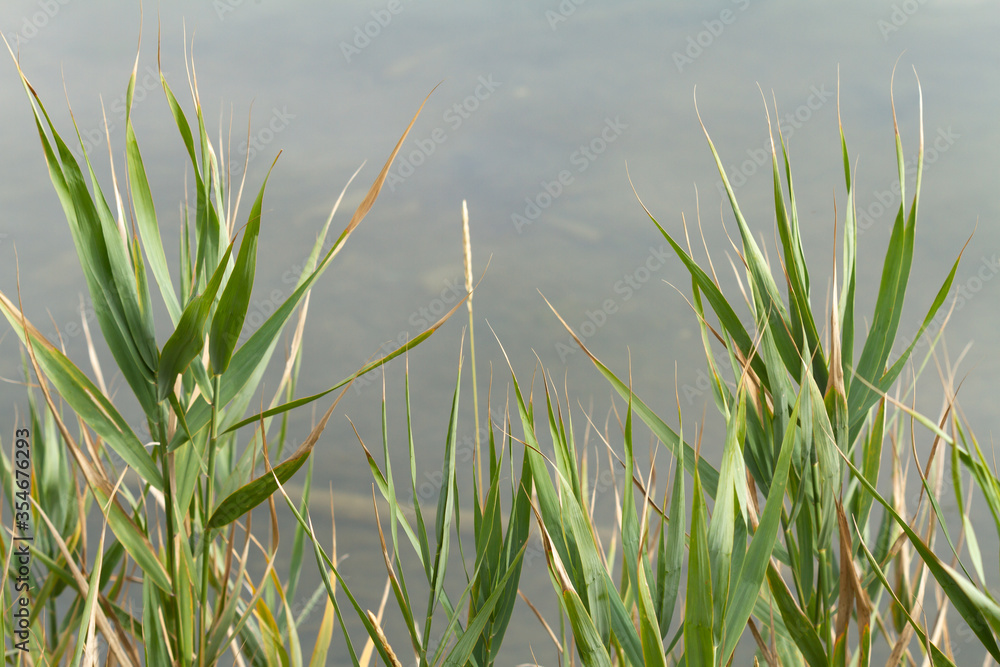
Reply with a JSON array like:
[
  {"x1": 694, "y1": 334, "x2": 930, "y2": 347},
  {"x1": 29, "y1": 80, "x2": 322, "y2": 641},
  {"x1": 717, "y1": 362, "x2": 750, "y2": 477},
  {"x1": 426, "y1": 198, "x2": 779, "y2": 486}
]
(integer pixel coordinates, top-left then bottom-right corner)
[{"x1": 1, "y1": 1, "x2": 998, "y2": 663}]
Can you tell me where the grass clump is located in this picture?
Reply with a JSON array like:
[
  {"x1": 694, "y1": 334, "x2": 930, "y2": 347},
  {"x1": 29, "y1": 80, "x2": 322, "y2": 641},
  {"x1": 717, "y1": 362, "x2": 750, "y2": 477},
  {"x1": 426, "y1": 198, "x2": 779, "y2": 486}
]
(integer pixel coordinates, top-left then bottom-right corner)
[
  {"x1": 0, "y1": 35, "x2": 455, "y2": 664},
  {"x1": 530, "y1": 73, "x2": 1000, "y2": 665}
]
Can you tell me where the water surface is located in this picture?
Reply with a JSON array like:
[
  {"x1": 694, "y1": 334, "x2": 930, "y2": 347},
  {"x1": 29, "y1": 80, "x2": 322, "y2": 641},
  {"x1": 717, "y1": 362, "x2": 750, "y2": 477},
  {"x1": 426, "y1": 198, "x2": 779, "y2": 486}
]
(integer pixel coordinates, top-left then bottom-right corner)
[{"x1": 1, "y1": 1, "x2": 998, "y2": 663}]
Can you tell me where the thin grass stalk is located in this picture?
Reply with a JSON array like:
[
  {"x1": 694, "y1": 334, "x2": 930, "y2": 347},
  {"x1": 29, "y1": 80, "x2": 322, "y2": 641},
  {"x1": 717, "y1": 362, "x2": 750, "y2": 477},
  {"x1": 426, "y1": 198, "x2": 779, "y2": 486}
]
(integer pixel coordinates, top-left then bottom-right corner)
[
  {"x1": 199, "y1": 374, "x2": 222, "y2": 665},
  {"x1": 155, "y1": 406, "x2": 184, "y2": 661},
  {"x1": 463, "y1": 199, "x2": 483, "y2": 506}
]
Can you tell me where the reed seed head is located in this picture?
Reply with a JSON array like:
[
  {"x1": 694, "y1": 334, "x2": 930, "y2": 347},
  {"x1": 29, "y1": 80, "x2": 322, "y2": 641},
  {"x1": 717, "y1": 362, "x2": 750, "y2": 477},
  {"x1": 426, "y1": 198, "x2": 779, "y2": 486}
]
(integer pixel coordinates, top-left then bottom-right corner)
[
  {"x1": 462, "y1": 199, "x2": 473, "y2": 303},
  {"x1": 366, "y1": 610, "x2": 402, "y2": 667}
]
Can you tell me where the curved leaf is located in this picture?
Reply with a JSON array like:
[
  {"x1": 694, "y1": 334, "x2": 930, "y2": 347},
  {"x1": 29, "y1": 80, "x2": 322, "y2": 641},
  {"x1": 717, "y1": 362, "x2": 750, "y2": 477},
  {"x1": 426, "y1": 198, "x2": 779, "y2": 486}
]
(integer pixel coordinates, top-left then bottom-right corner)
[{"x1": 157, "y1": 242, "x2": 234, "y2": 401}]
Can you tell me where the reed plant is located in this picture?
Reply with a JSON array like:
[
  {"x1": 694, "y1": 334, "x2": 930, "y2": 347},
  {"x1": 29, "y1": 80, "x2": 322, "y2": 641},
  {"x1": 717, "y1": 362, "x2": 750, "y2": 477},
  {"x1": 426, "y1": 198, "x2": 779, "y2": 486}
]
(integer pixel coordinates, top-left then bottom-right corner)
[
  {"x1": 0, "y1": 36, "x2": 457, "y2": 664},
  {"x1": 529, "y1": 74, "x2": 1000, "y2": 665}
]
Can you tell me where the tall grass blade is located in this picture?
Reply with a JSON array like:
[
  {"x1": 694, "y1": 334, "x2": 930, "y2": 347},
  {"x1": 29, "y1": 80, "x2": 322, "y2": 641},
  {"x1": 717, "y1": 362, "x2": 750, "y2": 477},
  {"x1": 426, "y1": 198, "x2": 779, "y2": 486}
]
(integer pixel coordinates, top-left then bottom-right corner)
[
  {"x1": 696, "y1": 93, "x2": 815, "y2": 388},
  {"x1": 658, "y1": 437, "x2": 685, "y2": 638},
  {"x1": 157, "y1": 241, "x2": 234, "y2": 401},
  {"x1": 0, "y1": 292, "x2": 162, "y2": 489},
  {"x1": 209, "y1": 160, "x2": 276, "y2": 375},
  {"x1": 496, "y1": 337, "x2": 645, "y2": 664},
  {"x1": 767, "y1": 98, "x2": 821, "y2": 374},
  {"x1": 721, "y1": 383, "x2": 808, "y2": 663},
  {"x1": 69, "y1": 522, "x2": 107, "y2": 667},
  {"x1": 764, "y1": 563, "x2": 829, "y2": 667},
  {"x1": 636, "y1": 560, "x2": 668, "y2": 667},
  {"x1": 217, "y1": 296, "x2": 463, "y2": 440},
  {"x1": 626, "y1": 191, "x2": 768, "y2": 391},
  {"x1": 208, "y1": 381, "x2": 344, "y2": 528},
  {"x1": 425, "y1": 351, "x2": 463, "y2": 650},
  {"x1": 542, "y1": 294, "x2": 720, "y2": 497},
  {"x1": 8, "y1": 56, "x2": 159, "y2": 410},
  {"x1": 709, "y1": 386, "x2": 747, "y2": 644},
  {"x1": 537, "y1": 514, "x2": 614, "y2": 667},
  {"x1": 853, "y1": 519, "x2": 955, "y2": 666},
  {"x1": 685, "y1": 463, "x2": 714, "y2": 666},
  {"x1": 125, "y1": 57, "x2": 182, "y2": 323},
  {"x1": 443, "y1": 545, "x2": 526, "y2": 667},
  {"x1": 840, "y1": 447, "x2": 1000, "y2": 660},
  {"x1": 309, "y1": 596, "x2": 337, "y2": 667}
]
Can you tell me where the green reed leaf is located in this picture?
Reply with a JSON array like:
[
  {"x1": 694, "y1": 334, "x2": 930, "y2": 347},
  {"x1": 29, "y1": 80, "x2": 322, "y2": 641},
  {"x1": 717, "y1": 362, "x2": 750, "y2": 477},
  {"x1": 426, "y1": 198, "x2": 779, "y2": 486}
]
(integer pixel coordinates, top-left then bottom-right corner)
[
  {"x1": 157, "y1": 242, "x2": 234, "y2": 401},
  {"x1": 685, "y1": 464, "x2": 714, "y2": 667},
  {"x1": 209, "y1": 159, "x2": 276, "y2": 375}
]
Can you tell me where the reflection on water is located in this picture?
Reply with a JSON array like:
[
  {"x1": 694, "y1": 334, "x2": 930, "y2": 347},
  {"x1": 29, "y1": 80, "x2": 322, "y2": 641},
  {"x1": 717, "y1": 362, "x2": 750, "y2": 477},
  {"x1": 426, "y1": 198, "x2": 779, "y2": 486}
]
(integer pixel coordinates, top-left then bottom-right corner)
[{"x1": 1, "y1": 0, "x2": 999, "y2": 662}]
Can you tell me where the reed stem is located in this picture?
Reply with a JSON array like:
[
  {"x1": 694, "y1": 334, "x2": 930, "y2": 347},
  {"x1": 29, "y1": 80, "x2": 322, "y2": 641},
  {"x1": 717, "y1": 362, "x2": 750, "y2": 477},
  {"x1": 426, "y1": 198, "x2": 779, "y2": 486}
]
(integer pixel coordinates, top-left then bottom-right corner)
[{"x1": 462, "y1": 199, "x2": 483, "y2": 506}]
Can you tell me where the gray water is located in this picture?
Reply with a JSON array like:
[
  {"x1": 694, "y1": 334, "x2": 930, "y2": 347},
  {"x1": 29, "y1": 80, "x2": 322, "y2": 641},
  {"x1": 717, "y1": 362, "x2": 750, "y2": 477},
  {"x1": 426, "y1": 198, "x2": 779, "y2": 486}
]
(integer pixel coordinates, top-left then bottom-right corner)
[{"x1": 1, "y1": 1, "x2": 999, "y2": 664}]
